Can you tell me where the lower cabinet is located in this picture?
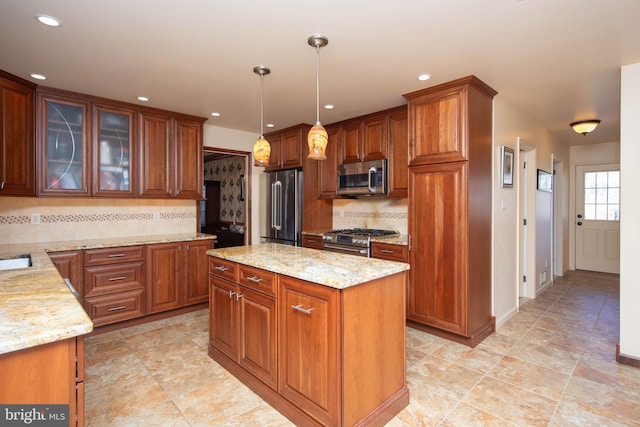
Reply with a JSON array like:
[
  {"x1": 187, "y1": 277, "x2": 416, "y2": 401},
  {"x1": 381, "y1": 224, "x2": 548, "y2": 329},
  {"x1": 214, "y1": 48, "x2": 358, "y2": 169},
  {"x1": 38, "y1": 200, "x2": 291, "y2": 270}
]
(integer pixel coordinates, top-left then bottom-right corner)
[
  {"x1": 147, "y1": 239, "x2": 213, "y2": 314},
  {"x1": 208, "y1": 257, "x2": 409, "y2": 426},
  {"x1": 0, "y1": 337, "x2": 85, "y2": 427},
  {"x1": 371, "y1": 241, "x2": 408, "y2": 263},
  {"x1": 300, "y1": 234, "x2": 324, "y2": 250},
  {"x1": 49, "y1": 250, "x2": 84, "y2": 300}
]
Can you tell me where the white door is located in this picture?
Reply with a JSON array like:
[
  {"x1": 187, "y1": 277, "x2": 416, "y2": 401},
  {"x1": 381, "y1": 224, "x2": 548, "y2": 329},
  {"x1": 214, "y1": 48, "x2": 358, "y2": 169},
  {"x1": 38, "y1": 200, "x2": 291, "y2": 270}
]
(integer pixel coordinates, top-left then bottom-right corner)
[
  {"x1": 575, "y1": 164, "x2": 620, "y2": 274},
  {"x1": 519, "y1": 151, "x2": 528, "y2": 298}
]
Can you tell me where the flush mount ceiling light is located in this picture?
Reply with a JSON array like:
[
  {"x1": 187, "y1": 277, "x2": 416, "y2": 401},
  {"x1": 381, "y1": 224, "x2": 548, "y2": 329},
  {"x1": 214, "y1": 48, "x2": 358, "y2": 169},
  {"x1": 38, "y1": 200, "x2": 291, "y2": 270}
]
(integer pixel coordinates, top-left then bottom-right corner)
[
  {"x1": 30, "y1": 73, "x2": 46, "y2": 80},
  {"x1": 570, "y1": 119, "x2": 601, "y2": 135},
  {"x1": 417, "y1": 73, "x2": 431, "y2": 81},
  {"x1": 35, "y1": 14, "x2": 62, "y2": 27},
  {"x1": 137, "y1": 96, "x2": 149, "y2": 102},
  {"x1": 253, "y1": 65, "x2": 271, "y2": 167},
  {"x1": 307, "y1": 34, "x2": 329, "y2": 160}
]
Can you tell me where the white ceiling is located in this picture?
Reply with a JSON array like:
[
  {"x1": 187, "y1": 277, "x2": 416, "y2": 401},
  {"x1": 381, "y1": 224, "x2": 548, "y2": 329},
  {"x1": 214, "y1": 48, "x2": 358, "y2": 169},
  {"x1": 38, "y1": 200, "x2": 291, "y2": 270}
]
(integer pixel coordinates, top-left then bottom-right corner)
[{"x1": 2, "y1": 0, "x2": 639, "y2": 146}]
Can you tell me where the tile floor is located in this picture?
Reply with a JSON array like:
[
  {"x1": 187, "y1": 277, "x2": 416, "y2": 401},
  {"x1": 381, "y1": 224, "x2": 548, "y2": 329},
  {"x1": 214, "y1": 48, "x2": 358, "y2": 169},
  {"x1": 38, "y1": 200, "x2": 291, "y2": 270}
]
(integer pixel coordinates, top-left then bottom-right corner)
[{"x1": 84, "y1": 270, "x2": 640, "y2": 426}]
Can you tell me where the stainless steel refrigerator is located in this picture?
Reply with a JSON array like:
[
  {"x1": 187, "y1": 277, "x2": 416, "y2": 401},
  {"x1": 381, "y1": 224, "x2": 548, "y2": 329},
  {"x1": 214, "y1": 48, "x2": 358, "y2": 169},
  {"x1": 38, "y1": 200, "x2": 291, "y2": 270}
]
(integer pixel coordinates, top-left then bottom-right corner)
[{"x1": 260, "y1": 169, "x2": 303, "y2": 246}]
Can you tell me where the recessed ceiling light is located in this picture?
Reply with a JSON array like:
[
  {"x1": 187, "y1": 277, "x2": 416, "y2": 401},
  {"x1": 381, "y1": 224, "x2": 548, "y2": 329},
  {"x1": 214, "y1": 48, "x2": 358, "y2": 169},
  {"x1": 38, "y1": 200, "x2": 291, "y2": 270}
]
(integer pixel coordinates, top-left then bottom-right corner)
[
  {"x1": 266, "y1": 123, "x2": 275, "y2": 128},
  {"x1": 324, "y1": 104, "x2": 334, "y2": 110},
  {"x1": 417, "y1": 74, "x2": 431, "y2": 81},
  {"x1": 210, "y1": 112, "x2": 221, "y2": 117},
  {"x1": 35, "y1": 14, "x2": 62, "y2": 27},
  {"x1": 137, "y1": 96, "x2": 149, "y2": 102},
  {"x1": 30, "y1": 73, "x2": 46, "y2": 80}
]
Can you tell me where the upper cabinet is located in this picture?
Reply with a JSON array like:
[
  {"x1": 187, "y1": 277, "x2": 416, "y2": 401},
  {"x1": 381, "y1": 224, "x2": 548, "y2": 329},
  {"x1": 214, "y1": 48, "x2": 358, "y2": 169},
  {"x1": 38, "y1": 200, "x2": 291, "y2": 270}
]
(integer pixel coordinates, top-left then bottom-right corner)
[
  {"x1": 93, "y1": 102, "x2": 137, "y2": 197},
  {"x1": 34, "y1": 86, "x2": 205, "y2": 199},
  {"x1": 0, "y1": 70, "x2": 36, "y2": 196},
  {"x1": 265, "y1": 124, "x2": 307, "y2": 171},
  {"x1": 317, "y1": 125, "x2": 340, "y2": 198},
  {"x1": 37, "y1": 91, "x2": 91, "y2": 196},
  {"x1": 387, "y1": 106, "x2": 408, "y2": 198},
  {"x1": 340, "y1": 112, "x2": 387, "y2": 164}
]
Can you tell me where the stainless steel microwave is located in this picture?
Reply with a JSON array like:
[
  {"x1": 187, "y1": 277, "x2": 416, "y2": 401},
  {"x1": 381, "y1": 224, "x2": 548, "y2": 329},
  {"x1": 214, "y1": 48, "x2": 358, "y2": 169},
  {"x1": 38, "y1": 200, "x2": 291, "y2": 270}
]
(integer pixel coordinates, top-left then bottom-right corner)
[{"x1": 337, "y1": 159, "x2": 387, "y2": 196}]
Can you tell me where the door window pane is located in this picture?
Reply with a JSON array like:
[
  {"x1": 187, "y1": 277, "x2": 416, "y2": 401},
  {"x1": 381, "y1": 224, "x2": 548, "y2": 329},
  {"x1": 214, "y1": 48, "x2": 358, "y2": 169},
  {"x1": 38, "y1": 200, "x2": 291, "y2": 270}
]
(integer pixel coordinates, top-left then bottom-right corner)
[{"x1": 584, "y1": 171, "x2": 620, "y2": 221}]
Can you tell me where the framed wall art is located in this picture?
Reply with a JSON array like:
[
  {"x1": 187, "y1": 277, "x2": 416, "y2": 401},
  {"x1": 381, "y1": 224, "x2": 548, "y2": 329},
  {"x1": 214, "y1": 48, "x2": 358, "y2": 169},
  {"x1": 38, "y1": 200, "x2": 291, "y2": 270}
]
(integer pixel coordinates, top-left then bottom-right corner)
[
  {"x1": 500, "y1": 146, "x2": 514, "y2": 188},
  {"x1": 537, "y1": 169, "x2": 552, "y2": 192}
]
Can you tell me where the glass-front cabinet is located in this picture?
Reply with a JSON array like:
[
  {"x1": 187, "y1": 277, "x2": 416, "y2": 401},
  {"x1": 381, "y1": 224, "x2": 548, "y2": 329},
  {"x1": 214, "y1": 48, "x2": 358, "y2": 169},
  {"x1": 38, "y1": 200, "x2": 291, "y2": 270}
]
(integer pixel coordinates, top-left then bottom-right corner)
[
  {"x1": 93, "y1": 103, "x2": 136, "y2": 196},
  {"x1": 37, "y1": 93, "x2": 90, "y2": 196}
]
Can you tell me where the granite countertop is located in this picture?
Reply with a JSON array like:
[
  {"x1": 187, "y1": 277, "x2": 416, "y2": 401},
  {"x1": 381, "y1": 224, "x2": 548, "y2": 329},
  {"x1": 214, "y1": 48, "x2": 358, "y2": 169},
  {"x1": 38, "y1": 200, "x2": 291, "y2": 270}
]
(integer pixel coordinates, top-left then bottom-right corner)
[
  {"x1": 208, "y1": 243, "x2": 409, "y2": 289},
  {"x1": 0, "y1": 232, "x2": 215, "y2": 355}
]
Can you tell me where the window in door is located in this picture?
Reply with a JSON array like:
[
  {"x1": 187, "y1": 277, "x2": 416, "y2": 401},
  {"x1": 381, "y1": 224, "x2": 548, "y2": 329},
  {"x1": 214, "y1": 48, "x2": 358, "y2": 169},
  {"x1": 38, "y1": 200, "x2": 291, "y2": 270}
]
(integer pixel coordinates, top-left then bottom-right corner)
[{"x1": 584, "y1": 170, "x2": 620, "y2": 221}]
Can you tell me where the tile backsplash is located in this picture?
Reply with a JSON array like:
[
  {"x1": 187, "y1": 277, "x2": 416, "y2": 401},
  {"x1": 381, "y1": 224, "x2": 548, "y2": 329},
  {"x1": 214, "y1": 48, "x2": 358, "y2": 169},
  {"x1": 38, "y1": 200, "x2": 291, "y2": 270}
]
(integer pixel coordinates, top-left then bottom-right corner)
[
  {"x1": 0, "y1": 197, "x2": 197, "y2": 244},
  {"x1": 332, "y1": 197, "x2": 408, "y2": 234}
]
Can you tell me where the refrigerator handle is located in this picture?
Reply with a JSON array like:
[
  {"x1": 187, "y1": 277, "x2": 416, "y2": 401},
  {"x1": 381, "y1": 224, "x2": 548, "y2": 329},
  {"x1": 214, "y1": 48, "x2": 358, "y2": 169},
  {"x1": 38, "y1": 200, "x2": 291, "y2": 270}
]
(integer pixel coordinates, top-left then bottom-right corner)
[{"x1": 273, "y1": 180, "x2": 282, "y2": 230}]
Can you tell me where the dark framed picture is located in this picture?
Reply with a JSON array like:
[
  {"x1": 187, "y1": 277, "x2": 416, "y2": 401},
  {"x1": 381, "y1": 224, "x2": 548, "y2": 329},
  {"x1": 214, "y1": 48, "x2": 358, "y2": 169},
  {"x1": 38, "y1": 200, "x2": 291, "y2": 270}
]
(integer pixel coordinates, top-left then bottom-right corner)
[
  {"x1": 500, "y1": 146, "x2": 514, "y2": 188},
  {"x1": 537, "y1": 169, "x2": 552, "y2": 192}
]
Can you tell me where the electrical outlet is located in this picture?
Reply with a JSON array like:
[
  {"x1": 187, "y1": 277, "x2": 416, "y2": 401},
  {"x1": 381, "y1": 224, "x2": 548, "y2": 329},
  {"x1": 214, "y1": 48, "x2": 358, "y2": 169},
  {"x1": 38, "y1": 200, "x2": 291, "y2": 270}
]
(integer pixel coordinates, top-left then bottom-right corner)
[
  {"x1": 153, "y1": 212, "x2": 160, "y2": 221},
  {"x1": 31, "y1": 213, "x2": 41, "y2": 225}
]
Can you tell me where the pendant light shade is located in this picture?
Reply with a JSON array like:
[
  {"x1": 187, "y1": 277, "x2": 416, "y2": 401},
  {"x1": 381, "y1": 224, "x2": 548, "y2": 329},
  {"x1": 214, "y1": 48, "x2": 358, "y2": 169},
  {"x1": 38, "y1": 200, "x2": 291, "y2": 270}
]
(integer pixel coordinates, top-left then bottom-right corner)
[
  {"x1": 307, "y1": 34, "x2": 329, "y2": 160},
  {"x1": 253, "y1": 66, "x2": 271, "y2": 167},
  {"x1": 570, "y1": 119, "x2": 601, "y2": 136}
]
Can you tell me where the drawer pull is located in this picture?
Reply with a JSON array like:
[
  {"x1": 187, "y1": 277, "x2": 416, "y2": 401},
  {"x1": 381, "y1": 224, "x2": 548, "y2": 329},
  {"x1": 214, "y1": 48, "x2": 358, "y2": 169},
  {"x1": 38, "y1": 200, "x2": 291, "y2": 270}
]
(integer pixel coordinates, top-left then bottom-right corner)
[
  {"x1": 291, "y1": 304, "x2": 313, "y2": 315},
  {"x1": 215, "y1": 265, "x2": 229, "y2": 272},
  {"x1": 247, "y1": 276, "x2": 263, "y2": 283},
  {"x1": 107, "y1": 253, "x2": 126, "y2": 258},
  {"x1": 107, "y1": 305, "x2": 126, "y2": 312},
  {"x1": 236, "y1": 293, "x2": 244, "y2": 301},
  {"x1": 108, "y1": 276, "x2": 126, "y2": 281},
  {"x1": 229, "y1": 290, "x2": 235, "y2": 298},
  {"x1": 380, "y1": 249, "x2": 394, "y2": 254}
]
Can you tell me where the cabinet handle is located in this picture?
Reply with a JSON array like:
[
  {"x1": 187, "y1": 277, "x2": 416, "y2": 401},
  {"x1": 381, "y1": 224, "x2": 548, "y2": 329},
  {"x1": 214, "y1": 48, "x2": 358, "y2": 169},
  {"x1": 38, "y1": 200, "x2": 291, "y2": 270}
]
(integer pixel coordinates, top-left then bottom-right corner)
[
  {"x1": 107, "y1": 253, "x2": 126, "y2": 258},
  {"x1": 108, "y1": 276, "x2": 126, "y2": 281},
  {"x1": 291, "y1": 304, "x2": 314, "y2": 315},
  {"x1": 0, "y1": 182, "x2": 4, "y2": 190},
  {"x1": 307, "y1": 239, "x2": 318, "y2": 243},
  {"x1": 246, "y1": 276, "x2": 263, "y2": 283},
  {"x1": 215, "y1": 265, "x2": 229, "y2": 271},
  {"x1": 380, "y1": 249, "x2": 394, "y2": 254},
  {"x1": 107, "y1": 306, "x2": 126, "y2": 312},
  {"x1": 236, "y1": 293, "x2": 244, "y2": 301},
  {"x1": 228, "y1": 290, "x2": 235, "y2": 298}
]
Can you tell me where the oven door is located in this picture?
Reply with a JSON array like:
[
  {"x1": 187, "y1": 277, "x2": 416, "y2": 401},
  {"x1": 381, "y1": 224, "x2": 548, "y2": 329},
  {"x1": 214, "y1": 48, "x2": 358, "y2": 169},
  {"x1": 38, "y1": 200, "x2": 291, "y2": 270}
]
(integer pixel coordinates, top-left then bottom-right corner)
[{"x1": 322, "y1": 242, "x2": 369, "y2": 257}]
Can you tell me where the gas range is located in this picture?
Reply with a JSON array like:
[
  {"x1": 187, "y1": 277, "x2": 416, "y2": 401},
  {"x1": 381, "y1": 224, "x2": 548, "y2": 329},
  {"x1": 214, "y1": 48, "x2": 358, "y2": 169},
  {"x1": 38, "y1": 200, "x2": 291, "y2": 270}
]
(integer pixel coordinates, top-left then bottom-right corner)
[{"x1": 322, "y1": 228, "x2": 399, "y2": 257}]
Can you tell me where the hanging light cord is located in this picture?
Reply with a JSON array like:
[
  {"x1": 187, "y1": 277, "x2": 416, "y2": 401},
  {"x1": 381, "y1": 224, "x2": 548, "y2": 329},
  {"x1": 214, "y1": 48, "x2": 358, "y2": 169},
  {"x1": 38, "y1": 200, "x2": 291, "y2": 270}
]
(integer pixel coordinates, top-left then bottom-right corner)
[
  {"x1": 315, "y1": 44, "x2": 321, "y2": 125},
  {"x1": 259, "y1": 73, "x2": 265, "y2": 138}
]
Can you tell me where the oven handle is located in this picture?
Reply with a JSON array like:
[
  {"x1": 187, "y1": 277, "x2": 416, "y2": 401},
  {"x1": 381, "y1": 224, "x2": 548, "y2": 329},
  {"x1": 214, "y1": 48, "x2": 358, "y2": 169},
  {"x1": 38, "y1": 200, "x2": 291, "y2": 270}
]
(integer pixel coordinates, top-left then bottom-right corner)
[{"x1": 323, "y1": 243, "x2": 369, "y2": 256}]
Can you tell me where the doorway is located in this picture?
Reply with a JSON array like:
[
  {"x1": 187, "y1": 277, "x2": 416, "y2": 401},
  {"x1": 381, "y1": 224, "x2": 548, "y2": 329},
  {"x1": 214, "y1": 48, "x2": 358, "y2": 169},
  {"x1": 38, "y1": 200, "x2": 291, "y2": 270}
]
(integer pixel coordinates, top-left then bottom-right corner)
[
  {"x1": 575, "y1": 163, "x2": 620, "y2": 274},
  {"x1": 202, "y1": 147, "x2": 251, "y2": 247}
]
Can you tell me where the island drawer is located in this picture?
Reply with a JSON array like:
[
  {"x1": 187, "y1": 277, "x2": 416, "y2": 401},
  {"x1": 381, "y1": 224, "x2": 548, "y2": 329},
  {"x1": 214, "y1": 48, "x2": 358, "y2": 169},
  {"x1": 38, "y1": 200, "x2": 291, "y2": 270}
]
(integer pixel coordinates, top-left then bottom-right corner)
[
  {"x1": 371, "y1": 242, "x2": 409, "y2": 263},
  {"x1": 238, "y1": 265, "x2": 276, "y2": 296},
  {"x1": 84, "y1": 245, "x2": 145, "y2": 266},
  {"x1": 84, "y1": 289, "x2": 145, "y2": 327},
  {"x1": 209, "y1": 257, "x2": 238, "y2": 282},
  {"x1": 84, "y1": 261, "x2": 144, "y2": 297}
]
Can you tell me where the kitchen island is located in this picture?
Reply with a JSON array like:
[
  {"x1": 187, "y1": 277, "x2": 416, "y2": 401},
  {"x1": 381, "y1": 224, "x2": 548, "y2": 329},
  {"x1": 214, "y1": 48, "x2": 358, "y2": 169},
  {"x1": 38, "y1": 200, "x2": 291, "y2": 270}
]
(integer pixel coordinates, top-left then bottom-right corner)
[{"x1": 207, "y1": 243, "x2": 410, "y2": 427}]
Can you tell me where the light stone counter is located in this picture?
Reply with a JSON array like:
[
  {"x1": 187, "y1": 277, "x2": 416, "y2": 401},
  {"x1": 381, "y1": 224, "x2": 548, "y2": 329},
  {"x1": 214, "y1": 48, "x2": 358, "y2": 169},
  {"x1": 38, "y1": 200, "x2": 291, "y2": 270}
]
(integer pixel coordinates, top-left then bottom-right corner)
[
  {"x1": 0, "y1": 233, "x2": 215, "y2": 355},
  {"x1": 207, "y1": 243, "x2": 409, "y2": 289}
]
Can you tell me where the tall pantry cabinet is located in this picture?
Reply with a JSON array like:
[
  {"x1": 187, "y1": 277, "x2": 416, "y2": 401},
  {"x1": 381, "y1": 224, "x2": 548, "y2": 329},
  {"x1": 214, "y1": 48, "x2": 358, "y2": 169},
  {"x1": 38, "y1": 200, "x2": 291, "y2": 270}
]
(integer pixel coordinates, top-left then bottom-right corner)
[{"x1": 403, "y1": 76, "x2": 497, "y2": 347}]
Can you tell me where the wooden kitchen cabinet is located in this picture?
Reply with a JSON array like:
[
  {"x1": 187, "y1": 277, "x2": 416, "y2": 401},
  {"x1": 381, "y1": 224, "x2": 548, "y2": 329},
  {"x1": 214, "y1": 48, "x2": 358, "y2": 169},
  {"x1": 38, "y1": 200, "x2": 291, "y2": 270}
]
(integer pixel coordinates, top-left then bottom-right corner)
[
  {"x1": 301, "y1": 234, "x2": 324, "y2": 249},
  {"x1": 371, "y1": 241, "x2": 408, "y2": 263},
  {"x1": 317, "y1": 124, "x2": 339, "y2": 198},
  {"x1": 0, "y1": 70, "x2": 35, "y2": 196},
  {"x1": 49, "y1": 250, "x2": 84, "y2": 300},
  {"x1": 387, "y1": 106, "x2": 409, "y2": 198},
  {"x1": 173, "y1": 117, "x2": 204, "y2": 199},
  {"x1": 146, "y1": 239, "x2": 213, "y2": 313},
  {"x1": 83, "y1": 245, "x2": 145, "y2": 326},
  {"x1": 92, "y1": 102, "x2": 137, "y2": 197},
  {"x1": 265, "y1": 124, "x2": 307, "y2": 171},
  {"x1": 0, "y1": 337, "x2": 85, "y2": 427},
  {"x1": 37, "y1": 90, "x2": 91, "y2": 196},
  {"x1": 340, "y1": 112, "x2": 387, "y2": 164},
  {"x1": 209, "y1": 259, "x2": 278, "y2": 389},
  {"x1": 404, "y1": 75, "x2": 496, "y2": 347},
  {"x1": 139, "y1": 110, "x2": 173, "y2": 198}
]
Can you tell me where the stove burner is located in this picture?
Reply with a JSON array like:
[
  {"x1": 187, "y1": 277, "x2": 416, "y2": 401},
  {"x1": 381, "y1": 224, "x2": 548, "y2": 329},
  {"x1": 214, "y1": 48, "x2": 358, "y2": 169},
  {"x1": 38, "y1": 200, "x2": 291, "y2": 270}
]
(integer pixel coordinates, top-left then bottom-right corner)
[{"x1": 326, "y1": 228, "x2": 397, "y2": 237}]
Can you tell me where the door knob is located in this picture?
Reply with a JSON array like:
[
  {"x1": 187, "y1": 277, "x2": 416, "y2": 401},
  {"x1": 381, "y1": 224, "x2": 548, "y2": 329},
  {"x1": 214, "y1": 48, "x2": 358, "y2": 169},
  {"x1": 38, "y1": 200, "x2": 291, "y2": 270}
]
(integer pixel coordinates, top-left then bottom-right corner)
[
  {"x1": 577, "y1": 221, "x2": 583, "y2": 226},
  {"x1": 577, "y1": 214, "x2": 583, "y2": 219}
]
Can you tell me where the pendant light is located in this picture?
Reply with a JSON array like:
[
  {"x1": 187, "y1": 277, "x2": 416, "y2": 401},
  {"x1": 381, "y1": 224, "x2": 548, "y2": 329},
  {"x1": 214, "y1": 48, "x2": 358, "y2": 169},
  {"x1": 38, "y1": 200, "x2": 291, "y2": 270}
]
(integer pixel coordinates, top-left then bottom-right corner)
[
  {"x1": 307, "y1": 34, "x2": 329, "y2": 160},
  {"x1": 253, "y1": 66, "x2": 271, "y2": 167}
]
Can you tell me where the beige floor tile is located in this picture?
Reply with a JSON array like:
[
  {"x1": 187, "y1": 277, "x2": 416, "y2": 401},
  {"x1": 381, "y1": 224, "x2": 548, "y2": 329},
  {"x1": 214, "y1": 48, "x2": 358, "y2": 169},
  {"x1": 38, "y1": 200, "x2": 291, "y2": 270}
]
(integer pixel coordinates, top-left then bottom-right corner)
[
  {"x1": 85, "y1": 352, "x2": 150, "y2": 393},
  {"x1": 549, "y1": 401, "x2": 628, "y2": 427},
  {"x1": 95, "y1": 401, "x2": 191, "y2": 427},
  {"x1": 463, "y1": 376, "x2": 557, "y2": 427},
  {"x1": 121, "y1": 324, "x2": 197, "y2": 351},
  {"x1": 488, "y1": 355, "x2": 570, "y2": 401},
  {"x1": 430, "y1": 341, "x2": 503, "y2": 374},
  {"x1": 477, "y1": 332, "x2": 519, "y2": 355},
  {"x1": 388, "y1": 380, "x2": 461, "y2": 427},
  {"x1": 507, "y1": 340, "x2": 580, "y2": 375},
  {"x1": 408, "y1": 355, "x2": 484, "y2": 399},
  {"x1": 440, "y1": 402, "x2": 517, "y2": 426}
]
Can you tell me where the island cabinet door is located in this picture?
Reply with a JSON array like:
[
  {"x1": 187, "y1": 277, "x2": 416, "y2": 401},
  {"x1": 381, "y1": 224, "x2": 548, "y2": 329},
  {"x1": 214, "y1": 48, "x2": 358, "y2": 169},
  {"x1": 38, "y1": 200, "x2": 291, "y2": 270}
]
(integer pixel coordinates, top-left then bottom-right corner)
[
  {"x1": 278, "y1": 276, "x2": 340, "y2": 427},
  {"x1": 209, "y1": 276, "x2": 238, "y2": 360},
  {"x1": 238, "y1": 286, "x2": 277, "y2": 389}
]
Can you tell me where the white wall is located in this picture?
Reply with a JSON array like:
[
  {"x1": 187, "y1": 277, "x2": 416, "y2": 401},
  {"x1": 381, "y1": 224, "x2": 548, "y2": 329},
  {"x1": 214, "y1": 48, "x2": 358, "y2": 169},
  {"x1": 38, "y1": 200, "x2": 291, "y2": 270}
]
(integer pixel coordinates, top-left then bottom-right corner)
[
  {"x1": 619, "y1": 63, "x2": 640, "y2": 359},
  {"x1": 203, "y1": 125, "x2": 263, "y2": 244},
  {"x1": 492, "y1": 96, "x2": 569, "y2": 326}
]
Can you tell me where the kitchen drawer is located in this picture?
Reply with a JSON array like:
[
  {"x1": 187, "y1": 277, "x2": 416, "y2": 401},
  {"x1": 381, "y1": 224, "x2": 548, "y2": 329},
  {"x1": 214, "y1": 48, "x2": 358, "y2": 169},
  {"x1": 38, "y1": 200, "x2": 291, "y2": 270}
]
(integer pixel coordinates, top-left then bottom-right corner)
[
  {"x1": 371, "y1": 242, "x2": 409, "y2": 263},
  {"x1": 84, "y1": 261, "x2": 144, "y2": 297},
  {"x1": 209, "y1": 257, "x2": 238, "y2": 282},
  {"x1": 301, "y1": 234, "x2": 324, "y2": 250},
  {"x1": 84, "y1": 289, "x2": 145, "y2": 327},
  {"x1": 238, "y1": 265, "x2": 277, "y2": 296},
  {"x1": 84, "y1": 245, "x2": 145, "y2": 266}
]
